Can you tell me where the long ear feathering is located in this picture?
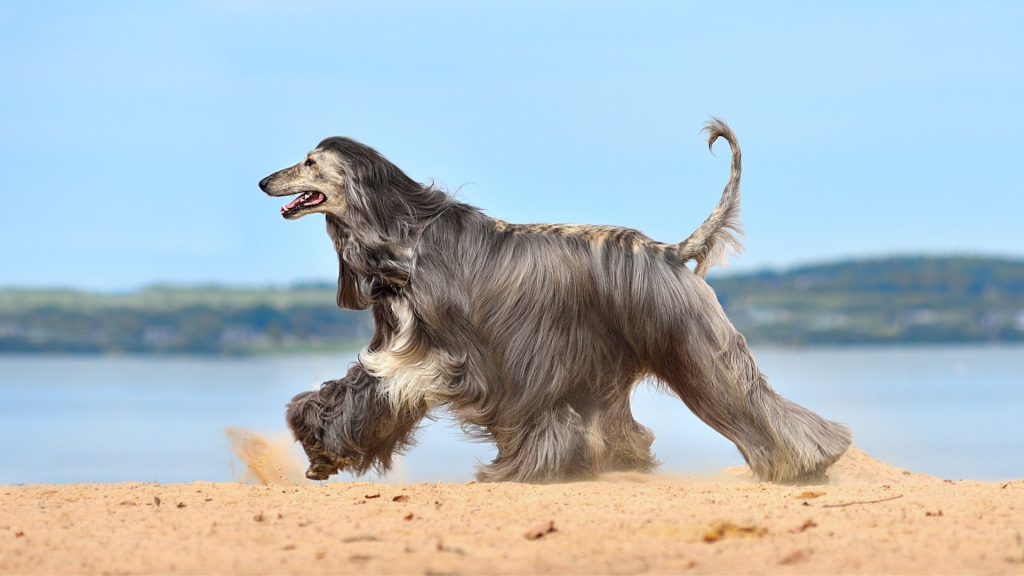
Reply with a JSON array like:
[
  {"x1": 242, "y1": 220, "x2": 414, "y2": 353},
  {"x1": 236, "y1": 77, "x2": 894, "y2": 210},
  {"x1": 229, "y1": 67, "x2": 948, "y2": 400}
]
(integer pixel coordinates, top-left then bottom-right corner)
[
  {"x1": 676, "y1": 117, "x2": 744, "y2": 278},
  {"x1": 326, "y1": 215, "x2": 371, "y2": 310},
  {"x1": 317, "y1": 136, "x2": 454, "y2": 246}
]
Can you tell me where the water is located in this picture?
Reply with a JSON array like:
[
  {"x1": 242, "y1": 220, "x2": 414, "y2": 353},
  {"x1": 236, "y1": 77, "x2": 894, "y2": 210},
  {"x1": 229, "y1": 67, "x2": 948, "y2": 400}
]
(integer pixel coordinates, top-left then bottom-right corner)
[{"x1": 0, "y1": 346, "x2": 1021, "y2": 484}]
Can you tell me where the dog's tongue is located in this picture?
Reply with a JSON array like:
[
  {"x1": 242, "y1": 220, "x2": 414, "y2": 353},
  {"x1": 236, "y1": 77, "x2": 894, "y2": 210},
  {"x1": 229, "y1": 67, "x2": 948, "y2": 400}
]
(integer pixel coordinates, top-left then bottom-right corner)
[{"x1": 283, "y1": 196, "x2": 305, "y2": 212}]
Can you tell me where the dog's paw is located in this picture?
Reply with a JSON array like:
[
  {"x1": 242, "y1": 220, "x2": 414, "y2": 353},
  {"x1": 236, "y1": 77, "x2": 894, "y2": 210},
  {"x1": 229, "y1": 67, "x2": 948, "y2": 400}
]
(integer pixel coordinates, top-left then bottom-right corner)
[
  {"x1": 305, "y1": 455, "x2": 338, "y2": 480},
  {"x1": 303, "y1": 451, "x2": 354, "y2": 481}
]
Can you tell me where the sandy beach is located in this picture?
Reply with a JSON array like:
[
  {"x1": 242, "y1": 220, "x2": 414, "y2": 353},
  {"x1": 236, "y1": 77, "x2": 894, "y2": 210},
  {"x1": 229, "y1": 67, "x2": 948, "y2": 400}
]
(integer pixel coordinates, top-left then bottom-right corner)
[{"x1": 2, "y1": 445, "x2": 1022, "y2": 575}]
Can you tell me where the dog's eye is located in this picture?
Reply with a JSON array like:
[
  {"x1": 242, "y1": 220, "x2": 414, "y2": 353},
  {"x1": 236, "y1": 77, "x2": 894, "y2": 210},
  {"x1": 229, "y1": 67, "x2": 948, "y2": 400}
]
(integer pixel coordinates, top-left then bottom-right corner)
[{"x1": 304, "y1": 158, "x2": 316, "y2": 167}]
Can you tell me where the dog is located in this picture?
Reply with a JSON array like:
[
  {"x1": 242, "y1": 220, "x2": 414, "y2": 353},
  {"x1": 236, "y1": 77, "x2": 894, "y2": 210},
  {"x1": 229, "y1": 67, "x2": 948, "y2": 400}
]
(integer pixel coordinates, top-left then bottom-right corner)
[{"x1": 259, "y1": 119, "x2": 851, "y2": 483}]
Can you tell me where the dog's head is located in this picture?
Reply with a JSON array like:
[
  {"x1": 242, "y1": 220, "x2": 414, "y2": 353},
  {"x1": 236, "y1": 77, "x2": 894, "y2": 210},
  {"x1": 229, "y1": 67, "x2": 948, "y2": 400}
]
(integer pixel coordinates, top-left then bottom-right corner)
[
  {"x1": 259, "y1": 136, "x2": 424, "y2": 223},
  {"x1": 258, "y1": 139, "x2": 355, "y2": 221},
  {"x1": 260, "y1": 137, "x2": 409, "y2": 309}
]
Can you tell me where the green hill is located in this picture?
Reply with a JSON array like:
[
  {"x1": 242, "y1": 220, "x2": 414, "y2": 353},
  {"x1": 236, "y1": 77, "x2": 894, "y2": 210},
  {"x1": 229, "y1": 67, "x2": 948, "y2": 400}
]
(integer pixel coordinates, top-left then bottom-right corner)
[
  {"x1": 710, "y1": 256, "x2": 1024, "y2": 345},
  {"x1": 1, "y1": 256, "x2": 1021, "y2": 354},
  {"x1": 0, "y1": 285, "x2": 360, "y2": 354}
]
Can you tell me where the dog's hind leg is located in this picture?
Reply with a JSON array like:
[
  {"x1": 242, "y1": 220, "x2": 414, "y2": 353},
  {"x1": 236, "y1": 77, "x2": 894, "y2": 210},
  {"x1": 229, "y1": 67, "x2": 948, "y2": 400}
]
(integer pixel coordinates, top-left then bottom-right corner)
[
  {"x1": 656, "y1": 328, "x2": 850, "y2": 482},
  {"x1": 645, "y1": 278, "x2": 851, "y2": 482}
]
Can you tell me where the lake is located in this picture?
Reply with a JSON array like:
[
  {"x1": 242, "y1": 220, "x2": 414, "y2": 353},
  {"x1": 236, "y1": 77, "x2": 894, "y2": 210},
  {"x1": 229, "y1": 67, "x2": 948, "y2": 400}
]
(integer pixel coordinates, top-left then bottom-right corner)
[{"x1": 1, "y1": 345, "x2": 1021, "y2": 484}]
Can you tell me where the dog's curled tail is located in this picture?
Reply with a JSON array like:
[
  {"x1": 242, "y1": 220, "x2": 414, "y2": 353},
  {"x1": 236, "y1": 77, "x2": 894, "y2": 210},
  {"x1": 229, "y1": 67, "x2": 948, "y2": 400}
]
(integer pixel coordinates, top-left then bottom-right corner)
[{"x1": 676, "y1": 118, "x2": 744, "y2": 278}]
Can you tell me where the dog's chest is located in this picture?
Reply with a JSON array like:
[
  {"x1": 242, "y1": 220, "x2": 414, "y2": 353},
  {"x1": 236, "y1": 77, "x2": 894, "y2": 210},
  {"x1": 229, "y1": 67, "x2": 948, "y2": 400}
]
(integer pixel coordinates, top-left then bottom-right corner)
[{"x1": 359, "y1": 298, "x2": 459, "y2": 410}]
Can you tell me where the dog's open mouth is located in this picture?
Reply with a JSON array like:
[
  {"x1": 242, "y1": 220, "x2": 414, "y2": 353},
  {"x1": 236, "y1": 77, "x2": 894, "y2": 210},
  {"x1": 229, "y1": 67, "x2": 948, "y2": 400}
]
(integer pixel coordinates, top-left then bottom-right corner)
[{"x1": 281, "y1": 191, "x2": 326, "y2": 218}]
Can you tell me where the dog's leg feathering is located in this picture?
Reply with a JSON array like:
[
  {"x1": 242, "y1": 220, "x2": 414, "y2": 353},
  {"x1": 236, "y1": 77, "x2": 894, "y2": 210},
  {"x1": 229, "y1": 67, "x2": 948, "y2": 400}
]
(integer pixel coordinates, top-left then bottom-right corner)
[
  {"x1": 648, "y1": 273, "x2": 851, "y2": 482},
  {"x1": 475, "y1": 404, "x2": 593, "y2": 483},
  {"x1": 286, "y1": 364, "x2": 428, "y2": 480},
  {"x1": 660, "y1": 328, "x2": 850, "y2": 482}
]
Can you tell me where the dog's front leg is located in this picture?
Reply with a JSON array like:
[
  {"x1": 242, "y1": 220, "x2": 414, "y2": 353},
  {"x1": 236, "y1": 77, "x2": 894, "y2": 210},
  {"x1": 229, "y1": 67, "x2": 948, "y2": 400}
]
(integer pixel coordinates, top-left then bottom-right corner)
[{"x1": 286, "y1": 363, "x2": 428, "y2": 480}]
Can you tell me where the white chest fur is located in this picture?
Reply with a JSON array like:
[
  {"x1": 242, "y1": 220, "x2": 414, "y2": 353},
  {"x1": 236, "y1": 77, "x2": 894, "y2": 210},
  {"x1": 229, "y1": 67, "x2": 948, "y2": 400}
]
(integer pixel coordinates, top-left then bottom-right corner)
[{"x1": 359, "y1": 298, "x2": 459, "y2": 411}]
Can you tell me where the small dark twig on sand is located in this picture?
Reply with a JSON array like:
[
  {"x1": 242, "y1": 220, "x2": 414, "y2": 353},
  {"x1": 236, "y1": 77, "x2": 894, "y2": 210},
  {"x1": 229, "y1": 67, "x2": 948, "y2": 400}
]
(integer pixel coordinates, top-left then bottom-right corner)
[{"x1": 820, "y1": 494, "x2": 904, "y2": 508}]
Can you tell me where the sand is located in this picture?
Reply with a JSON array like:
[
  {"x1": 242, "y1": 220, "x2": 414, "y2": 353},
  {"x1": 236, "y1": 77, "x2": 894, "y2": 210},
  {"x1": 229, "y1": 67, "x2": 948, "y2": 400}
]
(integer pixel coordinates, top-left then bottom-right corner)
[{"x1": 2, "y1": 446, "x2": 1023, "y2": 575}]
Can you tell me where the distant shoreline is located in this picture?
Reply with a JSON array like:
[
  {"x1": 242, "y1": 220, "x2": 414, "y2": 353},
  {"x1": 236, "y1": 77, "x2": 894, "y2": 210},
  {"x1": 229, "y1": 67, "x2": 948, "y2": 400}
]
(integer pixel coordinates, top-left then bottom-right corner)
[
  {"x1": 2, "y1": 256, "x2": 1022, "y2": 353},
  {"x1": 0, "y1": 342, "x2": 368, "y2": 358},
  {"x1": 1, "y1": 340, "x2": 1022, "y2": 358}
]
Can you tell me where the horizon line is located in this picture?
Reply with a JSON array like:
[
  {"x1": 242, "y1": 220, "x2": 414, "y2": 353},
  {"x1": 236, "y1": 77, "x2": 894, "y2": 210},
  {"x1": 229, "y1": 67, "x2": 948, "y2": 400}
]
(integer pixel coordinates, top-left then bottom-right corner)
[{"x1": 3, "y1": 251, "x2": 1022, "y2": 294}]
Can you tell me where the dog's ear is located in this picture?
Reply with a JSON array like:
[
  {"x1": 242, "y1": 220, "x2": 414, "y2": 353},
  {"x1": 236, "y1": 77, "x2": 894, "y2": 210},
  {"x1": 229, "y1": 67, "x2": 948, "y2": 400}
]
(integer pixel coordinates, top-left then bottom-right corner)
[
  {"x1": 337, "y1": 253, "x2": 370, "y2": 310},
  {"x1": 326, "y1": 216, "x2": 371, "y2": 310}
]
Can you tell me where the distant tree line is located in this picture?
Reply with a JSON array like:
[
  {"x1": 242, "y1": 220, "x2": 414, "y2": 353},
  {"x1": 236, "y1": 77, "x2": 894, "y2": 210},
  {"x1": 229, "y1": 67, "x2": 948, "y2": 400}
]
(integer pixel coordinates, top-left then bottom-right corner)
[
  {"x1": 1, "y1": 256, "x2": 1021, "y2": 354},
  {"x1": 0, "y1": 287, "x2": 372, "y2": 354},
  {"x1": 711, "y1": 256, "x2": 1024, "y2": 346}
]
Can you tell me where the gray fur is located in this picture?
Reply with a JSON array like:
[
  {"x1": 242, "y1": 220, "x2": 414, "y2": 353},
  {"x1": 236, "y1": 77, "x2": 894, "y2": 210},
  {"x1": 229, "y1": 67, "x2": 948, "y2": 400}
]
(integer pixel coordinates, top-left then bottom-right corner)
[
  {"x1": 261, "y1": 120, "x2": 851, "y2": 483},
  {"x1": 677, "y1": 117, "x2": 744, "y2": 277}
]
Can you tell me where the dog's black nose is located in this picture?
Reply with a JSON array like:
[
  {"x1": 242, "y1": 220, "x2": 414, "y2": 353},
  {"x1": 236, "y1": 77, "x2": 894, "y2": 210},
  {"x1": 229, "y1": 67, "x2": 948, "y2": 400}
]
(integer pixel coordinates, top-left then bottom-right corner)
[{"x1": 258, "y1": 175, "x2": 271, "y2": 192}]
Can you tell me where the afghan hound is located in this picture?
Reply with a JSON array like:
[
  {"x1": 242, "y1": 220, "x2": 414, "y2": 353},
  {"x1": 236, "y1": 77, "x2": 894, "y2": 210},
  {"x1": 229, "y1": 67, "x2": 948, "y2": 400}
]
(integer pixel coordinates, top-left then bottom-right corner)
[{"x1": 259, "y1": 119, "x2": 851, "y2": 483}]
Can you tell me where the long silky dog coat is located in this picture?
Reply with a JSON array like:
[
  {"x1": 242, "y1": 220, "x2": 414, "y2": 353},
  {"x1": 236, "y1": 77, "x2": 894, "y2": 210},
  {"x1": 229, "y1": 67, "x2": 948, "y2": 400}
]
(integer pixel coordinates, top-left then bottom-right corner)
[{"x1": 260, "y1": 120, "x2": 851, "y2": 483}]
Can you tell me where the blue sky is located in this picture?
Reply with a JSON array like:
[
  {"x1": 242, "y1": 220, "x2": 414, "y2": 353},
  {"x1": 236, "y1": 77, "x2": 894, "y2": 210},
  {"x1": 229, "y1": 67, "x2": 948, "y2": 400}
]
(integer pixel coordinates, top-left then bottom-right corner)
[{"x1": 1, "y1": 1, "x2": 1021, "y2": 289}]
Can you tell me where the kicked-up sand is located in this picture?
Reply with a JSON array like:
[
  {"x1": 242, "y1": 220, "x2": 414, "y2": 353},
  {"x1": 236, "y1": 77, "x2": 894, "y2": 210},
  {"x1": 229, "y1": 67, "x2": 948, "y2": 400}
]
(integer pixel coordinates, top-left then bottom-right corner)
[{"x1": 1, "y1": 440, "x2": 1022, "y2": 575}]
